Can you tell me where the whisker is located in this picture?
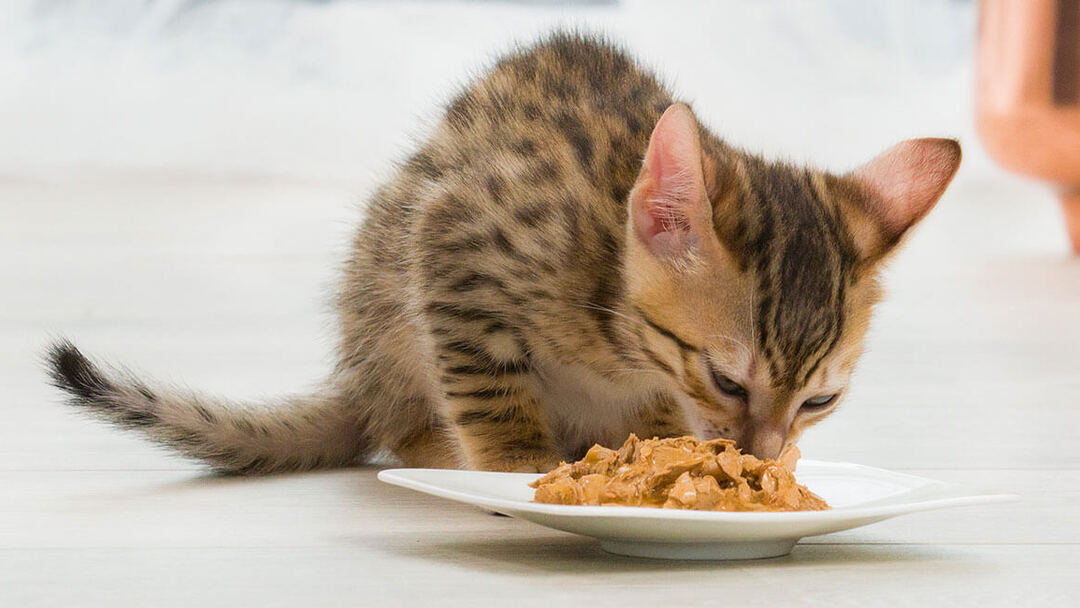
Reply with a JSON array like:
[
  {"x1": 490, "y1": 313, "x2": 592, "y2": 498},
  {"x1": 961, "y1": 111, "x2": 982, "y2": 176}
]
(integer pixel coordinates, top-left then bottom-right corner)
[
  {"x1": 573, "y1": 302, "x2": 639, "y2": 324},
  {"x1": 601, "y1": 367, "x2": 666, "y2": 379},
  {"x1": 749, "y1": 282, "x2": 758, "y2": 359},
  {"x1": 604, "y1": 367, "x2": 664, "y2": 376},
  {"x1": 704, "y1": 333, "x2": 752, "y2": 359}
]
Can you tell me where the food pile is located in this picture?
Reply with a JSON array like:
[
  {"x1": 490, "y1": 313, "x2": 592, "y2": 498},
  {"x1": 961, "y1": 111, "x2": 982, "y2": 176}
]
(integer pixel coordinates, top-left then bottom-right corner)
[{"x1": 530, "y1": 434, "x2": 829, "y2": 512}]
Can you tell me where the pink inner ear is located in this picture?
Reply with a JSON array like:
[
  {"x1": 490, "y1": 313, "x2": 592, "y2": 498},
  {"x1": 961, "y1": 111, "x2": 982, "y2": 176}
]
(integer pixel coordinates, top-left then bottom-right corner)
[
  {"x1": 633, "y1": 104, "x2": 708, "y2": 258},
  {"x1": 854, "y1": 138, "x2": 962, "y2": 240}
]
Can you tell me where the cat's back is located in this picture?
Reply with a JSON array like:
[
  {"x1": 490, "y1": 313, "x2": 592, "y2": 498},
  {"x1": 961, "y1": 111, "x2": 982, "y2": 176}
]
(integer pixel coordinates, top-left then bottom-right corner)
[
  {"x1": 397, "y1": 33, "x2": 676, "y2": 247},
  {"x1": 433, "y1": 32, "x2": 674, "y2": 197},
  {"x1": 449, "y1": 32, "x2": 672, "y2": 136},
  {"x1": 354, "y1": 33, "x2": 675, "y2": 273},
  {"x1": 336, "y1": 33, "x2": 678, "y2": 423},
  {"x1": 346, "y1": 34, "x2": 675, "y2": 339}
]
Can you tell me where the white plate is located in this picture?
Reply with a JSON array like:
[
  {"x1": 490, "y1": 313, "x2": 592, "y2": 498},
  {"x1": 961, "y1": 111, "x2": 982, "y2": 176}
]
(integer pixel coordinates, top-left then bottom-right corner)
[{"x1": 378, "y1": 461, "x2": 1018, "y2": 560}]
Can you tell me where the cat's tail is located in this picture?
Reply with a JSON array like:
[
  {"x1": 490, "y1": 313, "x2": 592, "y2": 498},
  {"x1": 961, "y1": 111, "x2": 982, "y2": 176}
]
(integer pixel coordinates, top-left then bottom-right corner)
[{"x1": 44, "y1": 339, "x2": 370, "y2": 475}]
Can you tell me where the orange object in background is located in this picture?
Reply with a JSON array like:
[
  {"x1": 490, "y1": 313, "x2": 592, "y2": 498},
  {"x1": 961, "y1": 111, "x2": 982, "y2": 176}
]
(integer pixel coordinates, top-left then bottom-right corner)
[{"x1": 977, "y1": 0, "x2": 1080, "y2": 253}]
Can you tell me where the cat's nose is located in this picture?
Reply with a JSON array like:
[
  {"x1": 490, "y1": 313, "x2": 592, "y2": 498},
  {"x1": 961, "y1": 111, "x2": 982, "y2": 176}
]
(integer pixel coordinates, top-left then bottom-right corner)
[{"x1": 747, "y1": 427, "x2": 785, "y2": 460}]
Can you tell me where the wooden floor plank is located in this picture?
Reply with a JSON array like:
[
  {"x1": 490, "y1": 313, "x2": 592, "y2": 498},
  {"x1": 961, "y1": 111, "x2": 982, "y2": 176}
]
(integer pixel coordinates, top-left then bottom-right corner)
[
  {"x1": 2, "y1": 171, "x2": 1078, "y2": 605},
  {"x1": 0, "y1": 469, "x2": 1074, "y2": 549},
  {"x1": 1, "y1": 545, "x2": 1075, "y2": 607}
]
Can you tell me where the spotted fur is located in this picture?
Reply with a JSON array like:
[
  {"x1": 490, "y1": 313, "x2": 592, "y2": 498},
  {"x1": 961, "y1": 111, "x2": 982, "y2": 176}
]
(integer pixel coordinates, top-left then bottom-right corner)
[{"x1": 46, "y1": 32, "x2": 960, "y2": 473}]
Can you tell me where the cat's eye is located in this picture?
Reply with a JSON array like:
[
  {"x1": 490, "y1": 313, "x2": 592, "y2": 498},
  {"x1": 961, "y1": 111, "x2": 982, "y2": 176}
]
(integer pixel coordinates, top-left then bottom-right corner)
[
  {"x1": 801, "y1": 393, "x2": 838, "y2": 412},
  {"x1": 709, "y1": 368, "x2": 748, "y2": 400}
]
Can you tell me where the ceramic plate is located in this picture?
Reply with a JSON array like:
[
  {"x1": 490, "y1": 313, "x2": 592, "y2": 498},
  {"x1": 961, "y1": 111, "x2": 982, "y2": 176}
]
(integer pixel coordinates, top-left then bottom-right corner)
[{"x1": 378, "y1": 461, "x2": 1017, "y2": 560}]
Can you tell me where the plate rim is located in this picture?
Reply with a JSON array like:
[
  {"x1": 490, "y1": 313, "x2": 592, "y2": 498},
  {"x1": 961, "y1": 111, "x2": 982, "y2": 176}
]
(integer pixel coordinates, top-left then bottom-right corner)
[{"x1": 377, "y1": 460, "x2": 1020, "y2": 522}]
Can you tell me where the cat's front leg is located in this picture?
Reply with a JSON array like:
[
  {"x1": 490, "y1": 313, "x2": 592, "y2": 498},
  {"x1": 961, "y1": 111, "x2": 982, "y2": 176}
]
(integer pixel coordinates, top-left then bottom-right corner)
[{"x1": 433, "y1": 335, "x2": 561, "y2": 473}]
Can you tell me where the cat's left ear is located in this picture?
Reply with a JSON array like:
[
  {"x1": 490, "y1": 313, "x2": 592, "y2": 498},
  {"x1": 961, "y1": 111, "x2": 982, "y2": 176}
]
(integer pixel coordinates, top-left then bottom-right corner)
[
  {"x1": 629, "y1": 103, "x2": 714, "y2": 261},
  {"x1": 848, "y1": 138, "x2": 961, "y2": 259}
]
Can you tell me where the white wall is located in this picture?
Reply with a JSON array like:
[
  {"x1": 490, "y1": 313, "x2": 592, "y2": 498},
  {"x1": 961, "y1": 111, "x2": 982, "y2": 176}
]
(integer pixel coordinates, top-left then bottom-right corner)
[{"x1": 0, "y1": 0, "x2": 984, "y2": 184}]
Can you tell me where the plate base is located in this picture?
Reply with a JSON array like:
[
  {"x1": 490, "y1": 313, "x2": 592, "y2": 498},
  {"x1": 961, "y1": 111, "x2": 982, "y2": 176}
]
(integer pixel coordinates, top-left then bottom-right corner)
[{"x1": 599, "y1": 538, "x2": 798, "y2": 560}]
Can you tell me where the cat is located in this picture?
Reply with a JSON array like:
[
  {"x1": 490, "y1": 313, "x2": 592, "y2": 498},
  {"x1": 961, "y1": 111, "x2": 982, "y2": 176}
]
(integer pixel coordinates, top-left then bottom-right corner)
[{"x1": 46, "y1": 32, "x2": 960, "y2": 474}]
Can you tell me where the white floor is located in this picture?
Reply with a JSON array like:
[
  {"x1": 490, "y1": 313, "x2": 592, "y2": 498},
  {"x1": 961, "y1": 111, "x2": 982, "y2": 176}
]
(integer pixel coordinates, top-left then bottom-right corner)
[
  {"x1": 2, "y1": 1, "x2": 1079, "y2": 606},
  {"x1": 1, "y1": 167, "x2": 1078, "y2": 606}
]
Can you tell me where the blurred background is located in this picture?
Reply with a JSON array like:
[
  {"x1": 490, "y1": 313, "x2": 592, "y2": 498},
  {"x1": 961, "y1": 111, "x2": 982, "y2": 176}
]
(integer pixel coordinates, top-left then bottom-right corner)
[
  {"x1": 0, "y1": 0, "x2": 1075, "y2": 470},
  {"x1": 2, "y1": 3, "x2": 1079, "y2": 604},
  {"x1": 2, "y1": 0, "x2": 984, "y2": 180}
]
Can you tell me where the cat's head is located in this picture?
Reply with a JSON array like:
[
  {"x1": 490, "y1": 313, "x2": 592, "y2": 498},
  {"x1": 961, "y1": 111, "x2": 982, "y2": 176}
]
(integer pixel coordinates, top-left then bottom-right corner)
[{"x1": 626, "y1": 104, "x2": 960, "y2": 459}]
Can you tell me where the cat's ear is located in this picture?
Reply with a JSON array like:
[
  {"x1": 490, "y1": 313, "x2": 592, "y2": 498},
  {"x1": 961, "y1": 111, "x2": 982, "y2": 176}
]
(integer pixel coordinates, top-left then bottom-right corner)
[
  {"x1": 629, "y1": 103, "x2": 713, "y2": 261},
  {"x1": 848, "y1": 138, "x2": 961, "y2": 259}
]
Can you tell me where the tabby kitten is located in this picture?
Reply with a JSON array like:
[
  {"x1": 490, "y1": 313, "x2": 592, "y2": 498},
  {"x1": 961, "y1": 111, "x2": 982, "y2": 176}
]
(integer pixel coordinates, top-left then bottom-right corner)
[{"x1": 47, "y1": 33, "x2": 960, "y2": 474}]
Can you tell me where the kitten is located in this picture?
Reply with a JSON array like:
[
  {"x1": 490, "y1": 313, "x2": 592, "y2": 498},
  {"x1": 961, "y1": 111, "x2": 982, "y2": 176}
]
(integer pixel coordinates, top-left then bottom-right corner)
[{"x1": 46, "y1": 33, "x2": 960, "y2": 474}]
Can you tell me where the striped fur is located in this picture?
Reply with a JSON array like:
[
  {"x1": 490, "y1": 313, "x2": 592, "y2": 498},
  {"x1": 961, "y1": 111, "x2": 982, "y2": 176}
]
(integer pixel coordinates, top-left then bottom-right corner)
[{"x1": 46, "y1": 32, "x2": 959, "y2": 473}]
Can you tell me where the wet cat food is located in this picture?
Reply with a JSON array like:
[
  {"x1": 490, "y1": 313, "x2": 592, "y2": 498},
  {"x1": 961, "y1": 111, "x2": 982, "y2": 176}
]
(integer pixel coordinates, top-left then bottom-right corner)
[{"x1": 530, "y1": 434, "x2": 829, "y2": 512}]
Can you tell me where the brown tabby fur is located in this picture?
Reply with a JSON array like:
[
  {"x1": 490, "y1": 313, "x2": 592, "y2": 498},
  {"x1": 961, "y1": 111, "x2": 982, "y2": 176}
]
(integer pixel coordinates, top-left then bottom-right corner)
[{"x1": 46, "y1": 33, "x2": 960, "y2": 474}]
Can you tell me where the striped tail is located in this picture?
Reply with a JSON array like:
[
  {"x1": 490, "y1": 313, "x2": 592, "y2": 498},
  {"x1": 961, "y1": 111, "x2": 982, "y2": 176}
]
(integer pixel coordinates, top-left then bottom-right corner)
[{"x1": 45, "y1": 339, "x2": 370, "y2": 474}]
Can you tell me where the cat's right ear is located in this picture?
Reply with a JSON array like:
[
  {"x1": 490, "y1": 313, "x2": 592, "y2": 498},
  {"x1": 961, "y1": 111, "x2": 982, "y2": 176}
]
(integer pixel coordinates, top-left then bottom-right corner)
[{"x1": 629, "y1": 104, "x2": 713, "y2": 262}]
